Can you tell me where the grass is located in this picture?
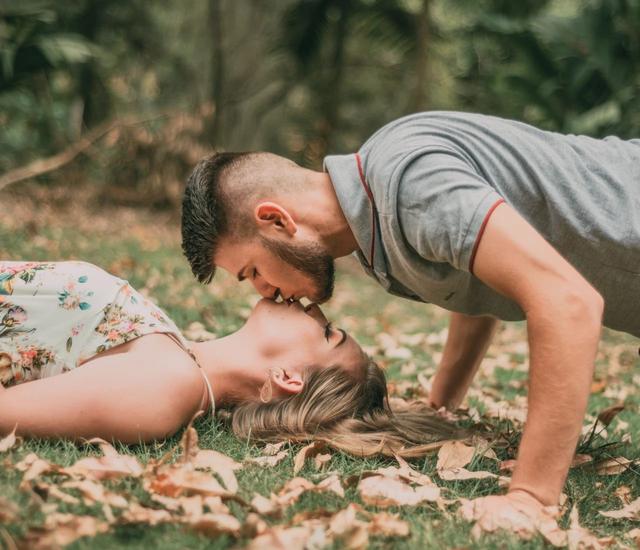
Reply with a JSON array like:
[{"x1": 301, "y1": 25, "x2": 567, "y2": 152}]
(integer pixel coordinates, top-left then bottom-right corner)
[{"x1": 0, "y1": 188, "x2": 638, "y2": 549}]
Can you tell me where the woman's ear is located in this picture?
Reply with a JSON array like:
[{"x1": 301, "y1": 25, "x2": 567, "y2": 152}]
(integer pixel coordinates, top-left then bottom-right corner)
[
  {"x1": 254, "y1": 202, "x2": 297, "y2": 237},
  {"x1": 270, "y1": 368, "x2": 304, "y2": 396}
]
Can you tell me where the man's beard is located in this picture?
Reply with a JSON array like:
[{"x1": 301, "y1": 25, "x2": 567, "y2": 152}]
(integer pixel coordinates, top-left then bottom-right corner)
[{"x1": 261, "y1": 237, "x2": 335, "y2": 303}]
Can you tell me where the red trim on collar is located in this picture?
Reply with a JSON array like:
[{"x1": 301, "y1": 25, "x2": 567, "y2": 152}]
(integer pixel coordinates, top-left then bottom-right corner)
[
  {"x1": 469, "y1": 198, "x2": 505, "y2": 274},
  {"x1": 355, "y1": 153, "x2": 377, "y2": 266}
]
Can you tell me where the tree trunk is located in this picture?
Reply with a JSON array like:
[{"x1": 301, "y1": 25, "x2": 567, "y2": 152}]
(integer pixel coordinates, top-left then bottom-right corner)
[
  {"x1": 312, "y1": 1, "x2": 351, "y2": 164},
  {"x1": 412, "y1": 0, "x2": 431, "y2": 111},
  {"x1": 208, "y1": 0, "x2": 225, "y2": 144}
]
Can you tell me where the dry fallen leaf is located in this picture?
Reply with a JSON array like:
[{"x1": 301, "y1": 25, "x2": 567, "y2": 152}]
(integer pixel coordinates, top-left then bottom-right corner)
[
  {"x1": 437, "y1": 441, "x2": 475, "y2": 471},
  {"x1": 64, "y1": 439, "x2": 143, "y2": 480},
  {"x1": 243, "y1": 525, "x2": 320, "y2": 550},
  {"x1": 119, "y1": 502, "x2": 173, "y2": 526},
  {"x1": 314, "y1": 453, "x2": 332, "y2": 470},
  {"x1": 438, "y1": 467, "x2": 506, "y2": 482},
  {"x1": 328, "y1": 504, "x2": 369, "y2": 549},
  {"x1": 293, "y1": 441, "x2": 327, "y2": 474},
  {"x1": 186, "y1": 513, "x2": 242, "y2": 537},
  {"x1": 15, "y1": 452, "x2": 58, "y2": 484},
  {"x1": 368, "y1": 511, "x2": 410, "y2": 538},
  {"x1": 566, "y1": 507, "x2": 615, "y2": 549},
  {"x1": 595, "y1": 457, "x2": 632, "y2": 475},
  {"x1": 245, "y1": 451, "x2": 288, "y2": 467},
  {"x1": 0, "y1": 496, "x2": 19, "y2": 523},
  {"x1": 23, "y1": 513, "x2": 109, "y2": 549},
  {"x1": 596, "y1": 403, "x2": 625, "y2": 427},
  {"x1": 0, "y1": 425, "x2": 17, "y2": 453},
  {"x1": 61, "y1": 479, "x2": 128, "y2": 508},
  {"x1": 358, "y1": 475, "x2": 440, "y2": 507},
  {"x1": 625, "y1": 528, "x2": 640, "y2": 544},
  {"x1": 599, "y1": 496, "x2": 640, "y2": 520}
]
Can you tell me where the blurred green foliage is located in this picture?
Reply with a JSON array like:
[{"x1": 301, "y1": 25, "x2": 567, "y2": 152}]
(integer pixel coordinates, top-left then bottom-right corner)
[{"x1": 0, "y1": 0, "x2": 638, "y2": 198}]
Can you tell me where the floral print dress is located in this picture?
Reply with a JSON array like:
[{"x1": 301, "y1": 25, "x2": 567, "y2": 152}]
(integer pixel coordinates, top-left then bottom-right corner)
[{"x1": 0, "y1": 261, "x2": 214, "y2": 413}]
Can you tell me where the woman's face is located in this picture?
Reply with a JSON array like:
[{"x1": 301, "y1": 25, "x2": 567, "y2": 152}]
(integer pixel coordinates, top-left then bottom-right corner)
[{"x1": 242, "y1": 298, "x2": 366, "y2": 378}]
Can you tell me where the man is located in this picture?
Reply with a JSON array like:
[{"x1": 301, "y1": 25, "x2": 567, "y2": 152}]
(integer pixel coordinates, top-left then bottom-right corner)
[{"x1": 181, "y1": 111, "x2": 639, "y2": 521}]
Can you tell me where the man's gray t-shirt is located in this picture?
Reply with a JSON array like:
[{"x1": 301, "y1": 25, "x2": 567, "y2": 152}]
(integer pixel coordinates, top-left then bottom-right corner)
[{"x1": 324, "y1": 111, "x2": 640, "y2": 336}]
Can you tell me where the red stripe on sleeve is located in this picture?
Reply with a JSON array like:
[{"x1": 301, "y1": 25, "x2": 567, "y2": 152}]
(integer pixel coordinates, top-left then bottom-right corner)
[{"x1": 469, "y1": 198, "x2": 505, "y2": 275}]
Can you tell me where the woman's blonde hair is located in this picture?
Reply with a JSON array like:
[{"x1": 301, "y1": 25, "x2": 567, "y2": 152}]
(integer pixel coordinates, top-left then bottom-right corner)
[{"x1": 229, "y1": 361, "x2": 469, "y2": 458}]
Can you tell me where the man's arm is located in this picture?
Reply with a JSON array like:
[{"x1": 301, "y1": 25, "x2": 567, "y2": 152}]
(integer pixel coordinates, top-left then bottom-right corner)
[
  {"x1": 429, "y1": 312, "x2": 499, "y2": 410},
  {"x1": 472, "y1": 203, "x2": 603, "y2": 506}
]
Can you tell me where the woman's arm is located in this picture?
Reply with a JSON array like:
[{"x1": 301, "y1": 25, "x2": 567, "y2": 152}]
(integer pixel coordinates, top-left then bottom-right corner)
[{"x1": 0, "y1": 334, "x2": 207, "y2": 443}]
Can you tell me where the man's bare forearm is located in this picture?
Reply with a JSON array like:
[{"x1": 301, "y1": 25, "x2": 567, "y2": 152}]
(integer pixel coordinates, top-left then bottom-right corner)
[
  {"x1": 510, "y1": 290, "x2": 603, "y2": 505},
  {"x1": 429, "y1": 312, "x2": 499, "y2": 409}
]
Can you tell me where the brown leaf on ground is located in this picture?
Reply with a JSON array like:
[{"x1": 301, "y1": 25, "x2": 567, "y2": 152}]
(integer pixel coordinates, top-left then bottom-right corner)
[
  {"x1": 61, "y1": 479, "x2": 128, "y2": 508},
  {"x1": 596, "y1": 403, "x2": 625, "y2": 426},
  {"x1": 293, "y1": 441, "x2": 327, "y2": 474},
  {"x1": 23, "y1": 513, "x2": 109, "y2": 549},
  {"x1": 119, "y1": 502, "x2": 173, "y2": 526},
  {"x1": 0, "y1": 497, "x2": 19, "y2": 523},
  {"x1": 437, "y1": 441, "x2": 475, "y2": 471},
  {"x1": 327, "y1": 504, "x2": 369, "y2": 549},
  {"x1": 599, "y1": 496, "x2": 640, "y2": 520},
  {"x1": 190, "y1": 449, "x2": 241, "y2": 494},
  {"x1": 250, "y1": 494, "x2": 279, "y2": 516},
  {"x1": 368, "y1": 511, "x2": 410, "y2": 538},
  {"x1": 566, "y1": 507, "x2": 616, "y2": 549},
  {"x1": 186, "y1": 513, "x2": 242, "y2": 537},
  {"x1": 15, "y1": 453, "x2": 59, "y2": 484},
  {"x1": 314, "y1": 453, "x2": 332, "y2": 470},
  {"x1": 595, "y1": 457, "x2": 632, "y2": 475},
  {"x1": 614, "y1": 485, "x2": 632, "y2": 504},
  {"x1": 64, "y1": 439, "x2": 143, "y2": 480},
  {"x1": 263, "y1": 442, "x2": 286, "y2": 455},
  {"x1": 146, "y1": 466, "x2": 231, "y2": 498},
  {"x1": 625, "y1": 528, "x2": 640, "y2": 545},
  {"x1": 245, "y1": 450, "x2": 288, "y2": 467},
  {"x1": 0, "y1": 426, "x2": 17, "y2": 453},
  {"x1": 358, "y1": 475, "x2": 440, "y2": 507},
  {"x1": 438, "y1": 467, "x2": 506, "y2": 482},
  {"x1": 243, "y1": 525, "x2": 321, "y2": 550}
]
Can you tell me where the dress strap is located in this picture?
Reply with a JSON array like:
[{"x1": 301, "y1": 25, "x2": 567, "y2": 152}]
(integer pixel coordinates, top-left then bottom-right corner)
[{"x1": 164, "y1": 332, "x2": 215, "y2": 418}]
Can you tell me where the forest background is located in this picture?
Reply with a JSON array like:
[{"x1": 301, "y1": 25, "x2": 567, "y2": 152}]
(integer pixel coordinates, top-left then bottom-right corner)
[{"x1": 2, "y1": 0, "x2": 639, "y2": 202}]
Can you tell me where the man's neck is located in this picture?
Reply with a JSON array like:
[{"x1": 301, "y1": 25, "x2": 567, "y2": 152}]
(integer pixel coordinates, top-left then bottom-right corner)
[{"x1": 293, "y1": 171, "x2": 359, "y2": 258}]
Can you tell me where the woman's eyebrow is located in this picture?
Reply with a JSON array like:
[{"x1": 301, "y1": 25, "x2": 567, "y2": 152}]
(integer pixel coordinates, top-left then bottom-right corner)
[{"x1": 335, "y1": 329, "x2": 347, "y2": 348}]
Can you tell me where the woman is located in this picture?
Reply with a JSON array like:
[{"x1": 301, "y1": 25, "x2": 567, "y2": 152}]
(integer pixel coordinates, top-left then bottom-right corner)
[{"x1": 0, "y1": 261, "x2": 464, "y2": 454}]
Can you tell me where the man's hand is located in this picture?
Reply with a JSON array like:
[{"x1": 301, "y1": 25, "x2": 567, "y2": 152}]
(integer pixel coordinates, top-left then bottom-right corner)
[
  {"x1": 459, "y1": 490, "x2": 563, "y2": 542},
  {"x1": 429, "y1": 312, "x2": 498, "y2": 410},
  {"x1": 472, "y1": 202, "x2": 603, "y2": 506}
]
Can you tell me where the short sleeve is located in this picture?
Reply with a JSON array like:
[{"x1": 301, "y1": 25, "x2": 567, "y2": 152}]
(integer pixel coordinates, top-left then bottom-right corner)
[{"x1": 397, "y1": 151, "x2": 504, "y2": 272}]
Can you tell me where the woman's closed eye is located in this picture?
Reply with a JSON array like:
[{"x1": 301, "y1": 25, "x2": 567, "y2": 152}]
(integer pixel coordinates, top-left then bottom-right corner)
[{"x1": 324, "y1": 322, "x2": 333, "y2": 341}]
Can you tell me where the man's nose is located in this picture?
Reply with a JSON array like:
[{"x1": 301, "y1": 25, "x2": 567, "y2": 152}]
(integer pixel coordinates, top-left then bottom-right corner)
[{"x1": 253, "y1": 277, "x2": 278, "y2": 299}]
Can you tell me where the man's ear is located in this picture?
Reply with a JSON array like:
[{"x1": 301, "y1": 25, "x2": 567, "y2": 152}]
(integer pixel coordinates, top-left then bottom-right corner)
[
  {"x1": 254, "y1": 202, "x2": 297, "y2": 237},
  {"x1": 270, "y1": 368, "x2": 304, "y2": 396}
]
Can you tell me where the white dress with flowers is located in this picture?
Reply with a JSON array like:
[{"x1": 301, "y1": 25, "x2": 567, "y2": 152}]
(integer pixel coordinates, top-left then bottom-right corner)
[{"x1": 0, "y1": 261, "x2": 195, "y2": 388}]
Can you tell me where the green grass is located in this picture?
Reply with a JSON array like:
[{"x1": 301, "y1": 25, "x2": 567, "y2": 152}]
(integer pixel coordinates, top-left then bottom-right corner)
[{"x1": 1, "y1": 198, "x2": 638, "y2": 549}]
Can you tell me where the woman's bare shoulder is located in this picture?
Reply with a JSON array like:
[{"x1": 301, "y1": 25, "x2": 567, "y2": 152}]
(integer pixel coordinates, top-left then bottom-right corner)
[{"x1": 86, "y1": 333, "x2": 198, "y2": 373}]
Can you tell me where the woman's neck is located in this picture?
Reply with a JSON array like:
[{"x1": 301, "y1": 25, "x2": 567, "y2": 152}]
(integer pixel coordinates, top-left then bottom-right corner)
[{"x1": 188, "y1": 329, "x2": 265, "y2": 408}]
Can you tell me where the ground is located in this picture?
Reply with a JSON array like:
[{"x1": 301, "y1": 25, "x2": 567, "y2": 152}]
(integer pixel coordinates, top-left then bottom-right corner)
[{"x1": 0, "y1": 183, "x2": 638, "y2": 549}]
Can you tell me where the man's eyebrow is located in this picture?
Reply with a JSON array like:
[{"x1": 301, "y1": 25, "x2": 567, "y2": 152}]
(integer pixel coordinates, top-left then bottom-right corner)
[
  {"x1": 335, "y1": 329, "x2": 347, "y2": 348},
  {"x1": 236, "y1": 267, "x2": 246, "y2": 282}
]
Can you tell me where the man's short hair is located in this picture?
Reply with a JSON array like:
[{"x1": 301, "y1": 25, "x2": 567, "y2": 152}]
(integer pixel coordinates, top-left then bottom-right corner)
[
  {"x1": 181, "y1": 152, "x2": 250, "y2": 284},
  {"x1": 181, "y1": 151, "x2": 302, "y2": 284}
]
